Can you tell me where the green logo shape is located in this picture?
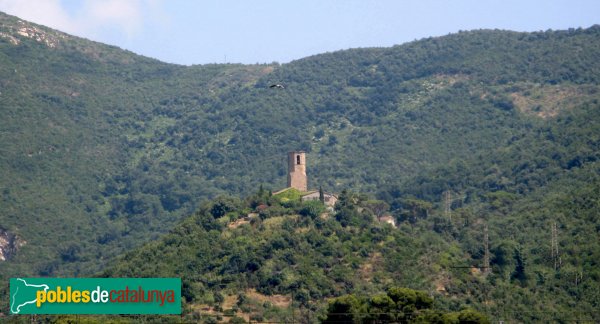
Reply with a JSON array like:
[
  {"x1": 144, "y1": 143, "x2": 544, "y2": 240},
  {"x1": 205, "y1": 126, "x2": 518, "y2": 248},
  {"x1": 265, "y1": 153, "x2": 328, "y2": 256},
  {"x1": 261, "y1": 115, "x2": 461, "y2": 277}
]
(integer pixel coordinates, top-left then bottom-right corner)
[{"x1": 10, "y1": 278, "x2": 181, "y2": 314}]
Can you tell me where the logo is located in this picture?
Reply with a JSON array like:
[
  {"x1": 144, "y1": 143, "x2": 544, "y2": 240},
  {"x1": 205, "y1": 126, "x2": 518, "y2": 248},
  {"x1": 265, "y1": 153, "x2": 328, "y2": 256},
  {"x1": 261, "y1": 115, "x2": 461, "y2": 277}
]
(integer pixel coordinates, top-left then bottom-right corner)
[{"x1": 10, "y1": 278, "x2": 181, "y2": 314}]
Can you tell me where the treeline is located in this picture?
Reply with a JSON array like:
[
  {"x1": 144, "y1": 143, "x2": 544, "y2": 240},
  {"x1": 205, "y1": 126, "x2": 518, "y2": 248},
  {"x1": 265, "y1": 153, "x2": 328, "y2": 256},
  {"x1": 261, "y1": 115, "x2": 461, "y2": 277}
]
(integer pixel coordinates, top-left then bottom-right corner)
[{"x1": 324, "y1": 287, "x2": 488, "y2": 323}]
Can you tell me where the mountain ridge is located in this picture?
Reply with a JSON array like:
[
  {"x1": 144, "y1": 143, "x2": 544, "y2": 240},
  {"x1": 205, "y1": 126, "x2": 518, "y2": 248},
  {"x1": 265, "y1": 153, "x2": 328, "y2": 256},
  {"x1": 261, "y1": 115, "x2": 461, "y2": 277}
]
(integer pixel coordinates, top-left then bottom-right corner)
[{"x1": 0, "y1": 10, "x2": 170, "y2": 66}]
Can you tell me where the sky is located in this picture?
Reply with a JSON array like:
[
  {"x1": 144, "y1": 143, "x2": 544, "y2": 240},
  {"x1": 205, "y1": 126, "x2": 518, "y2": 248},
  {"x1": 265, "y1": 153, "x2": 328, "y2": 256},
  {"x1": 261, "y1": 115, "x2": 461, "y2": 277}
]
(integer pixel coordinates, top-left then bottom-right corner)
[{"x1": 0, "y1": 0, "x2": 598, "y2": 65}]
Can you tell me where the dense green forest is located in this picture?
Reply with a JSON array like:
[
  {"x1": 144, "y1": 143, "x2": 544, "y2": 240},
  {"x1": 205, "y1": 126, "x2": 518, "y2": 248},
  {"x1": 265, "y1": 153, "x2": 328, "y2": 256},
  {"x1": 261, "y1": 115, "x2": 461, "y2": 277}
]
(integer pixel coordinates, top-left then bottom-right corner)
[
  {"x1": 1, "y1": 10, "x2": 600, "y2": 321},
  {"x1": 94, "y1": 181, "x2": 599, "y2": 322}
]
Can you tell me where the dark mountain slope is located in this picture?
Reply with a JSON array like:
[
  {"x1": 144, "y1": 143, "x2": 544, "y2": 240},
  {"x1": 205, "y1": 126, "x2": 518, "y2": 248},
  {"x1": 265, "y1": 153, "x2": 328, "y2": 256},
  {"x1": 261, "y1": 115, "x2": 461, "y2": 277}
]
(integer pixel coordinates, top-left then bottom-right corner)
[{"x1": 0, "y1": 11, "x2": 271, "y2": 275}]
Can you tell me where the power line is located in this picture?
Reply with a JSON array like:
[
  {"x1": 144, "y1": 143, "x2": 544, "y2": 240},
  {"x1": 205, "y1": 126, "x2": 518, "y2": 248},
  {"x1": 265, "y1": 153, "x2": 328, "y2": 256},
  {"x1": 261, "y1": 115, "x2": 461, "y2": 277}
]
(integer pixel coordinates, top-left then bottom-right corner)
[
  {"x1": 442, "y1": 190, "x2": 465, "y2": 220},
  {"x1": 551, "y1": 221, "x2": 562, "y2": 271},
  {"x1": 483, "y1": 223, "x2": 490, "y2": 274}
]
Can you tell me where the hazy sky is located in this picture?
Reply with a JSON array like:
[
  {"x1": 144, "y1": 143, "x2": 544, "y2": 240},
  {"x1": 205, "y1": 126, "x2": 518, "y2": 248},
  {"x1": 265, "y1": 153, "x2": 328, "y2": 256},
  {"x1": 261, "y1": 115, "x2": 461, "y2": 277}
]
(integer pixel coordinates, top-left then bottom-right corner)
[{"x1": 0, "y1": 0, "x2": 598, "y2": 65}]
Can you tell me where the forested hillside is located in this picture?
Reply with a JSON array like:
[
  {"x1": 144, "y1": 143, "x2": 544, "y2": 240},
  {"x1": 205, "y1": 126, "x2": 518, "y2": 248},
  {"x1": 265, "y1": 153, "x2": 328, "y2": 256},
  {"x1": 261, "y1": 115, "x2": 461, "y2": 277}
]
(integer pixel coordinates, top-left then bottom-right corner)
[
  {"x1": 99, "y1": 176, "x2": 598, "y2": 322},
  {"x1": 0, "y1": 12, "x2": 599, "y2": 321}
]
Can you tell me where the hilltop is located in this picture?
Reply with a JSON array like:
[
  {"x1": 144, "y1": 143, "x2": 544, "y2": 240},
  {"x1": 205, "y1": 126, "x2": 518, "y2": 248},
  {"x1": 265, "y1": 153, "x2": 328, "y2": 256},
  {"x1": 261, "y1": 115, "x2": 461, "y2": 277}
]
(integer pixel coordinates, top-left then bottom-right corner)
[
  {"x1": 98, "y1": 175, "x2": 598, "y2": 322},
  {"x1": 100, "y1": 188, "x2": 493, "y2": 322}
]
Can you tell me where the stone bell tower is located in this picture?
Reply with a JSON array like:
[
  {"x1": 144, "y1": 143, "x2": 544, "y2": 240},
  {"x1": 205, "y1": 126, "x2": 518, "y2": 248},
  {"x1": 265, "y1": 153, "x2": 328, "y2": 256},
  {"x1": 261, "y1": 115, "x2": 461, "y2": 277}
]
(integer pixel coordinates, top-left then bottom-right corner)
[{"x1": 287, "y1": 151, "x2": 307, "y2": 191}]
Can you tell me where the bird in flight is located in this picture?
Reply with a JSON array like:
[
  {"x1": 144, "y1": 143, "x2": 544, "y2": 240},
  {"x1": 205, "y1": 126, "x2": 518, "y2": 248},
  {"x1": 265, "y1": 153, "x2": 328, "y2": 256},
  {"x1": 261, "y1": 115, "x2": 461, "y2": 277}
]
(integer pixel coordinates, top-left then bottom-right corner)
[{"x1": 269, "y1": 84, "x2": 285, "y2": 89}]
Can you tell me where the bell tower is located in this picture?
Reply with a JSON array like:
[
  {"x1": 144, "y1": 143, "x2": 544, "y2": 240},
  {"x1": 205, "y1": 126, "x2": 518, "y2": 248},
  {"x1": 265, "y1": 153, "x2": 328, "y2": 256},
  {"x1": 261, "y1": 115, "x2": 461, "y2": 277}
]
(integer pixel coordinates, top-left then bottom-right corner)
[{"x1": 287, "y1": 151, "x2": 307, "y2": 191}]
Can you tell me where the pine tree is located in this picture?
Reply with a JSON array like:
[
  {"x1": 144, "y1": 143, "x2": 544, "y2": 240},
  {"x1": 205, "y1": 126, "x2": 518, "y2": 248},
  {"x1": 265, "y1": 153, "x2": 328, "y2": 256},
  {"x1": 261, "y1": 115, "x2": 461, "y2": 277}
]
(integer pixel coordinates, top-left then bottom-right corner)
[{"x1": 319, "y1": 185, "x2": 325, "y2": 204}]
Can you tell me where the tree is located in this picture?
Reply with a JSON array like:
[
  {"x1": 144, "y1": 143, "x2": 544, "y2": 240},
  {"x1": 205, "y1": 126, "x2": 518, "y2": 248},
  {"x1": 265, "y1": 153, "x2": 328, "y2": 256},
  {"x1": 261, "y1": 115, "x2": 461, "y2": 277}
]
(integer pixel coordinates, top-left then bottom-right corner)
[
  {"x1": 299, "y1": 200, "x2": 325, "y2": 219},
  {"x1": 335, "y1": 189, "x2": 356, "y2": 211},
  {"x1": 59, "y1": 243, "x2": 81, "y2": 262},
  {"x1": 335, "y1": 190, "x2": 362, "y2": 227},
  {"x1": 364, "y1": 199, "x2": 390, "y2": 221},
  {"x1": 367, "y1": 293, "x2": 396, "y2": 323},
  {"x1": 319, "y1": 185, "x2": 325, "y2": 204},
  {"x1": 323, "y1": 288, "x2": 479, "y2": 323},
  {"x1": 323, "y1": 294, "x2": 365, "y2": 323},
  {"x1": 396, "y1": 198, "x2": 433, "y2": 223},
  {"x1": 511, "y1": 247, "x2": 527, "y2": 285},
  {"x1": 181, "y1": 279, "x2": 196, "y2": 302},
  {"x1": 387, "y1": 287, "x2": 433, "y2": 313},
  {"x1": 209, "y1": 196, "x2": 240, "y2": 218},
  {"x1": 457, "y1": 310, "x2": 490, "y2": 323}
]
